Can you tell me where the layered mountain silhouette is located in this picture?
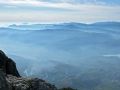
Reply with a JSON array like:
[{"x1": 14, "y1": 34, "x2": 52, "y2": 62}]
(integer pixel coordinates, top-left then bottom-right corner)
[{"x1": 0, "y1": 22, "x2": 120, "y2": 90}]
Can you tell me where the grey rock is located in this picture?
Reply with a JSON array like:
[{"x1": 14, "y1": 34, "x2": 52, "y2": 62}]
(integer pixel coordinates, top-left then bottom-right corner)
[
  {"x1": 0, "y1": 50, "x2": 20, "y2": 77},
  {"x1": 6, "y1": 75, "x2": 57, "y2": 90},
  {"x1": 0, "y1": 70, "x2": 9, "y2": 90}
]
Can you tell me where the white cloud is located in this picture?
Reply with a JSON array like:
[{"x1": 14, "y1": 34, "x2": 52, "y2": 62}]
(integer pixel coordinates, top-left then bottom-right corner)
[
  {"x1": 0, "y1": 0, "x2": 120, "y2": 22},
  {"x1": 0, "y1": 0, "x2": 117, "y2": 10},
  {"x1": 0, "y1": 0, "x2": 74, "y2": 9},
  {"x1": 0, "y1": 0, "x2": 120, "y2": 11}
]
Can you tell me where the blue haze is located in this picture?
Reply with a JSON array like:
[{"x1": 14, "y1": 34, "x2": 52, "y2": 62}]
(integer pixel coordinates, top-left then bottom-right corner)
[{"x1": 0, "y1": 22, "x2": 120, "y2": 89}]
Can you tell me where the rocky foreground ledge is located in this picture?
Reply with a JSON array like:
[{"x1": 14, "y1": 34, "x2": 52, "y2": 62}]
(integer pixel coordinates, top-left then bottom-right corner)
[{"x1": 0, "y1": 50, "x2": 57, "y2": 90}]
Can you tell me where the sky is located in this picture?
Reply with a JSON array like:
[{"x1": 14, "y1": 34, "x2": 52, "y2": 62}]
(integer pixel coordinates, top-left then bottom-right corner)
[{"x1": 0, "y1": 0, "x2": 120, "y2": 23}]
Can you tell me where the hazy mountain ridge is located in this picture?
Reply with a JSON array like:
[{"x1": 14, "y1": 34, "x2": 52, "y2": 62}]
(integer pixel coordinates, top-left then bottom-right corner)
[
  {"x1": 0, "y1": 22, "x2": 120, "y2": 90},
  {"x1": 6, "y1": 22, "x2": 120, "y2": 31}
]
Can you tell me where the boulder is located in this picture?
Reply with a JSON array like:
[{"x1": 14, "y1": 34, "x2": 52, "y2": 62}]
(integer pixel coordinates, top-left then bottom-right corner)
[
  {"x1": 0, "y1": 70, "x2": 9, "y2": 90},
  {"x1": 0, "y1": 50, "x2": 20, "y2": 77}
]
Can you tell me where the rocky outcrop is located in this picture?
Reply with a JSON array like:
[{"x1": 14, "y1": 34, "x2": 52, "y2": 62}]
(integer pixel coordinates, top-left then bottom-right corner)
[
  {"x1": 6, "y1": 75, "x2": 57, "y2": 90},
  {"x1": 0, "y1": 70, "x2": 9, "y2": 90},
  {"x1": 0, "y1": 50, "x2": 76, "y2": 90},
  {"x1": 0, "y1": 50, "x2": 57, "y2": 90},
  {"x1": 0, "y1": 50, "x2": 20, "y2": 77}
]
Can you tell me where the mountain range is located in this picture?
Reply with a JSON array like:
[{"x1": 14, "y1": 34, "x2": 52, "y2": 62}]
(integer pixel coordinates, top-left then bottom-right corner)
[{"x1": 0, "y1": 22, "x2": 120, "y2": 90}]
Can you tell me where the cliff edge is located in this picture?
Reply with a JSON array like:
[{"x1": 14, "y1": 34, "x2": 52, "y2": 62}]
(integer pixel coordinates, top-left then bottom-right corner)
[{"x1": 0, "y1": 50, "x2": 57, "y2": 90}]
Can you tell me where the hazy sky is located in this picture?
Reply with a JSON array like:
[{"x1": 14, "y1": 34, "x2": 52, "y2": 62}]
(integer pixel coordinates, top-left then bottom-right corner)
[{"x1": 0, "y1": 0, "x2": 120, "y2": 23}]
